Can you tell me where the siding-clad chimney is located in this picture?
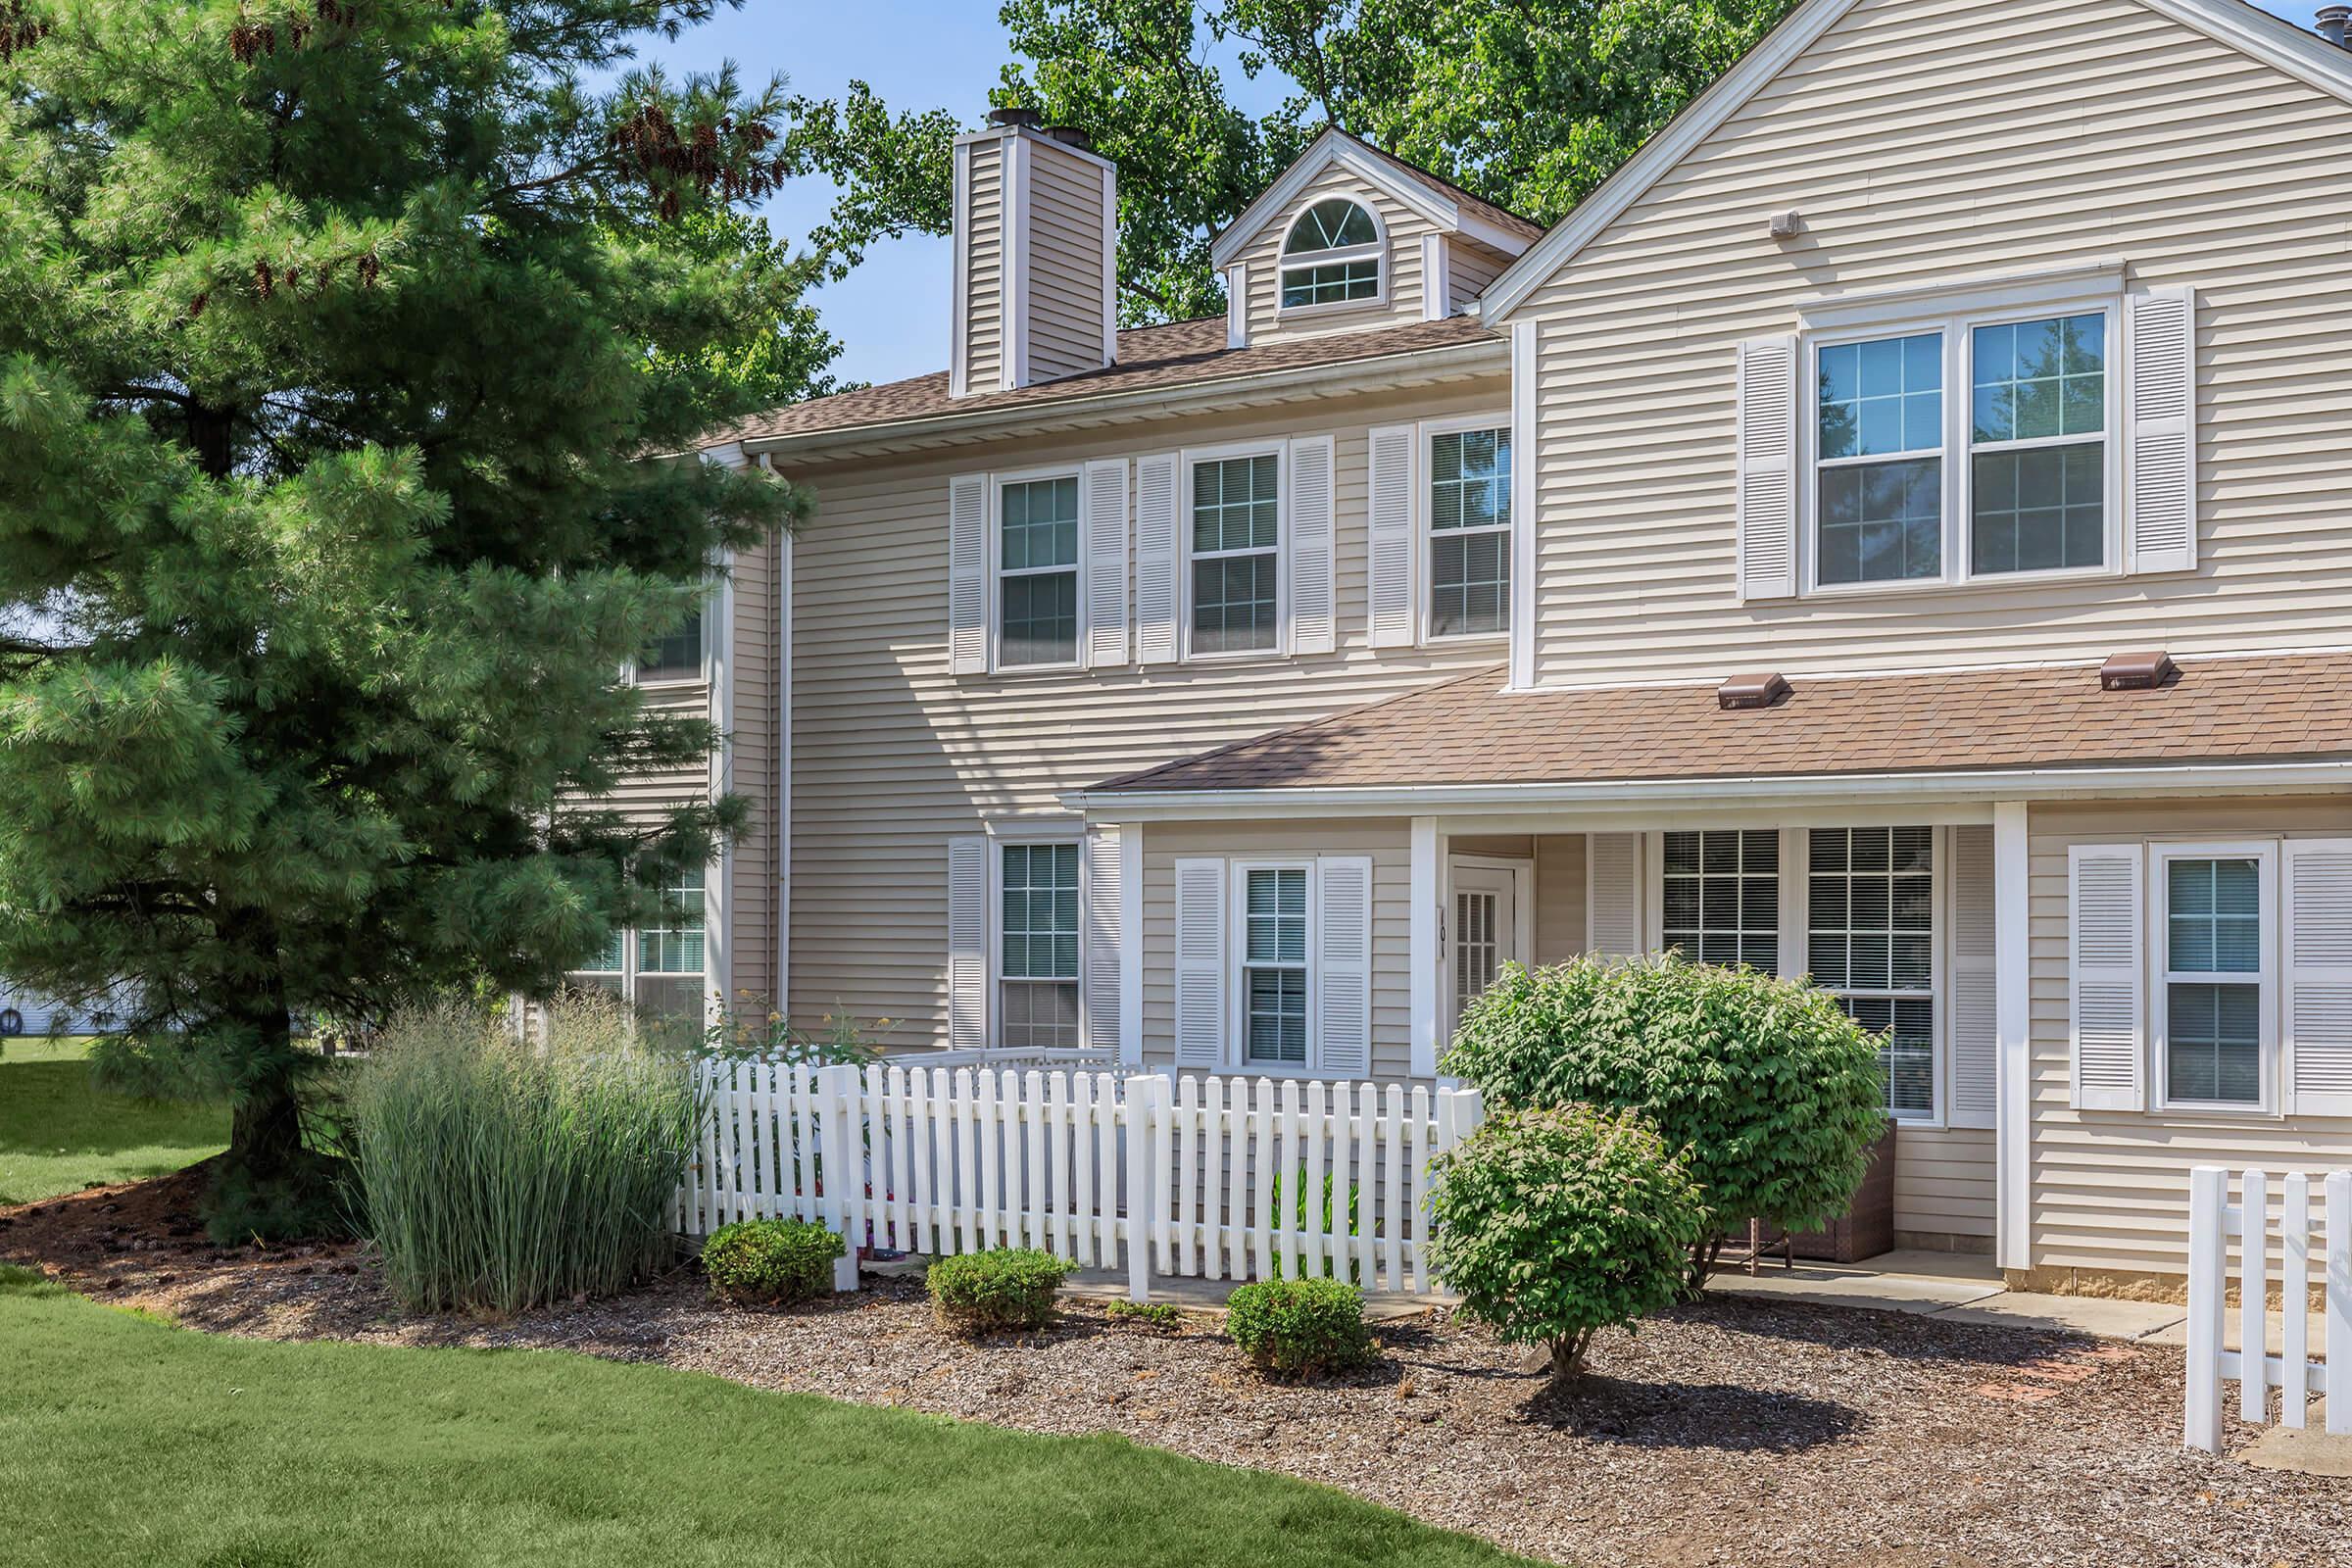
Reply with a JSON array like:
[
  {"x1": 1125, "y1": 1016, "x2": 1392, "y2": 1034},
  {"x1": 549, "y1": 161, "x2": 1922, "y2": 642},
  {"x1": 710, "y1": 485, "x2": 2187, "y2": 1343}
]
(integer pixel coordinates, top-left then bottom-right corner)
[{"x1": 952, "y1": 109, "x2": 1118, "y2": 397}]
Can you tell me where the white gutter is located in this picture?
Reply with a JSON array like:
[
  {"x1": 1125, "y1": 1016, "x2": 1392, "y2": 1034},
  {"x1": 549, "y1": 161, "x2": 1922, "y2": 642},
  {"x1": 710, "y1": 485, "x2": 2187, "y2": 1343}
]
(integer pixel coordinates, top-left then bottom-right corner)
[
  {"x1": 1064, "y1": 759, "x2": 2352, "y2": 822},
  {"x1": 737, "y1": 334, "x2": 1506, "y2": 465}
]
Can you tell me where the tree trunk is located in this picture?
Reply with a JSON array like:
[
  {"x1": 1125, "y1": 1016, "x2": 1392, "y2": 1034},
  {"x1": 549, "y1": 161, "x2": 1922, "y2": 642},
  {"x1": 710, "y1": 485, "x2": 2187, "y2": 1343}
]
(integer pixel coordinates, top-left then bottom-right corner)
[
  {"x1": 1547, "y1": 1335, "x2": 1588, "y2": 1385},
  {"x1": 220, "y1": 914, "x2": 304, "y2": 1183},
  {"x1": 228, "y1": 1075, "x2": 304, "y2": 1180}
]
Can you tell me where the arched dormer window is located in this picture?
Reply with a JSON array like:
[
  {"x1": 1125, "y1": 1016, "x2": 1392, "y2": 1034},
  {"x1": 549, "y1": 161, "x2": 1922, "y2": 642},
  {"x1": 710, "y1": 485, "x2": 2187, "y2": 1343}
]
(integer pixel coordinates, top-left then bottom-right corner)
[{"x1": 1279, "y1": 197, "x2": 1383, "y2": 311}]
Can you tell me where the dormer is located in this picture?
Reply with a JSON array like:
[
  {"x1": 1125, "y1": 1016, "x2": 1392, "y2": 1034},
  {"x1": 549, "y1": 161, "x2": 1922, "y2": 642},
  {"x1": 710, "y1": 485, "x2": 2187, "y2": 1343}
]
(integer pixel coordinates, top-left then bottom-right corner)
[
  {"x1": 1209, "y1": 128, "x2": 1542, "y2": 349},
  {"x1": 952, "y1": 109, "x2": 1118, "y2": 397}
]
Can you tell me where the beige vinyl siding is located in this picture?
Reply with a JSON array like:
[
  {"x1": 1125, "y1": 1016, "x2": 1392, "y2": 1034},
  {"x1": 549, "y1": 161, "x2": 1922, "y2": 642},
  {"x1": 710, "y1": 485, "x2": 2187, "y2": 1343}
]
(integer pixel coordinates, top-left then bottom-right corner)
[
  {"x1": 1895, "y1": 1128, "x2": 1995, "y2": 1248},
  {"x1": 1512, "y1": 0, "x2": 2352, "y2": 687},
  {"x1": 1447, "y1": 236, "x2": 1514, "y2": 311},
  {"x1": 1022, "y1": 143, "x2": 1110, "y2": 383},
  {"x1": 781, "y1": 380, "x2": 1509, "y2": 1045},
  {"x1": 1532, "y1": 833, "x2": 1588, "y2": 965},
  {"x1": 1142, "y1": 819, "x2": 1413, "y2": 1079},
  {"x1": 726, "y1": 537, "x2": 780, "y2": 1007},
  {"x1": 2027, "y1": 796, "x2": 2352, "y2": 1279},
  {"x1": 961, "y1": 138, "x2": 1004, "y2": 394},
  {"x1": 1242, "y1": 164, "x2": 1438, "y2": 344}
]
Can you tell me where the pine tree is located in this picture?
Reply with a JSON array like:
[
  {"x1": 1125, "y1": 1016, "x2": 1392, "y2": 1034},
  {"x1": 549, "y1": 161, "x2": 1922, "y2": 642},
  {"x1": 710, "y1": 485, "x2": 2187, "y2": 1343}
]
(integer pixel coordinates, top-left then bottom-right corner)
[{"x1": 0, "y1": 0, "x2": 817, "y2": 1229}]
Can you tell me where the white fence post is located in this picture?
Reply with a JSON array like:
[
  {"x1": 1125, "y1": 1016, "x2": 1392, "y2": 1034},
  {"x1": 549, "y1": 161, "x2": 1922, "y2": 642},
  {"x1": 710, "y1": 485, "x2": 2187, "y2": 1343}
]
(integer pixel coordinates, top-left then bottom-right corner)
[
  {"x1": 2185, "y1": 1165, "x2": 2226, "y2": 1454},
  {"x1": 1125, "y1": 1074, "x2": 1163, "y2": 1302},
  {"x1": 2328, "y1": 1172, "x2": 2351, "y2": 1435},
  {"x1": 818, "y1": 1063, "x2": 861, "y2": 1292},
  {"x1": 2240, "y1": 1169, "x2": 2270, "y2": 1425}
]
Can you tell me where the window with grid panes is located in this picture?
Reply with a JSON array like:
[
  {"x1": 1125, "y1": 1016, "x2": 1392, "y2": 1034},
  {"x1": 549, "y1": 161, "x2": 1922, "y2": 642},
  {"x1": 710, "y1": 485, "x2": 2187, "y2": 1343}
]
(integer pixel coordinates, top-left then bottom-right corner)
[
  {"x1": 565, "y1": 928, "x2": 625, "y2": 999},
  {"x1": 1191, "y1": 454, "x2": 1280, "y2": 655},
  {"x1": 635, "y1": 862, "x2": 706, "y2": 1022},
  {"x1": 1429, "y1": 426, "x2": 1510, "y2": 637},
  {"x1": 1001, "y1": 843, "x2": 1080, "y2": 1050},
  {"x1": 998, "y1": 476, "x2": 1080, "y2": 666},
  {"x1": 638, "y1": 607, "x2": 703, "y2": 683},
  {"x1": 2163, "y1": 857, "x2": 2263, "y2": 1105},
  {"x1": 1661, "y1": 829, "x2": 1780, "y2": 972},
  {"x1": 1970, "y1": 313, "x2": 2107, "y2": 574},
  {"x1": 1810, "y1": 826, "x2": 1936, "y2": 1117},
  {"x1": 1243, "y1": 867, "x2": 1309, "y2": 1064},
  {"x1": 1279, "y1": 198, "x2": 1381, "y2": 309}
]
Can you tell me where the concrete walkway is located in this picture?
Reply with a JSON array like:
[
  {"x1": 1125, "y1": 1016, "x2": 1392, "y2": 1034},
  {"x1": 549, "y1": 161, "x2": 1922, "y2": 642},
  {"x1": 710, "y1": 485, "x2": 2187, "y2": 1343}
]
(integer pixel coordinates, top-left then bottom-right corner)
[{"x1": 1705, "y1": 1249, "x2": 2192, "y2": 1341}]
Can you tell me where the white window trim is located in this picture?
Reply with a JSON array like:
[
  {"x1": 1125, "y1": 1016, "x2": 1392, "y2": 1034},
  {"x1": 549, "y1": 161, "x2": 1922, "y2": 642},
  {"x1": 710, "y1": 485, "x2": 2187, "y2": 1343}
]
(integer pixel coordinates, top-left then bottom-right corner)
[
  {"x1": 1274, "y1": 194, "x2": 1390, "y2": 320},
  {"x1": 1180, "y1": 439, "x2": 1291, "y2": 663},
  {"x1": 989, "y1": 830, "x2": 1087, "y2": 1053},
  {"x1": 989, "y1": 464, "x2": 1089, "y2": 674},
  {"x1": 2149, "y1": 839, "x2": 2280, "y2": 1117},
  {"x1": 1798, "y1": 284, "x2": 2126, "y2": 601},
  {"x1": 1416, "y1": 411, "x2": 1515, "y2": 647},
  {"x1": 1229, "y1": 858, "x2": 1319, "y2": 1074}
]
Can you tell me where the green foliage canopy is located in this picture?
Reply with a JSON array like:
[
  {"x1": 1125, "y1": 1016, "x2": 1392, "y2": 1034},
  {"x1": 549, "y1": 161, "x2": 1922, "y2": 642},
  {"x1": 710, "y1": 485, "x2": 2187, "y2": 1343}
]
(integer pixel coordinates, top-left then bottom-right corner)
[
  {"x1": 1443, "y1": 956, "x2": 1889, "y2": 1289},
  {"x1": 0, "y1": 0, "x2": 828, "y2": 1204},
  {"x1": 779, "y1": 0, "x2": 1797, "y2": 323}
]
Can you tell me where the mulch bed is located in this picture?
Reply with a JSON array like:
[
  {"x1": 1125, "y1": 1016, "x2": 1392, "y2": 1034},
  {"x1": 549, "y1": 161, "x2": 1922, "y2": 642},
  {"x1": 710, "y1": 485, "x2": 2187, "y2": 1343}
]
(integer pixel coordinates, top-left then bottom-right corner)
[{"x1": 5, "y1": 1173, "x2": 2346, "y2": 1568}]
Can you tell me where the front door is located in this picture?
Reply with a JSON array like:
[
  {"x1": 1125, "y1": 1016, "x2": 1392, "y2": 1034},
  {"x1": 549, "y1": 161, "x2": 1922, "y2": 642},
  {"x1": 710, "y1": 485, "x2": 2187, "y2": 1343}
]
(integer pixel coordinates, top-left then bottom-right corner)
[{"x1": 1448, "y1": 862, "x2": 1521, "y2": 1029}]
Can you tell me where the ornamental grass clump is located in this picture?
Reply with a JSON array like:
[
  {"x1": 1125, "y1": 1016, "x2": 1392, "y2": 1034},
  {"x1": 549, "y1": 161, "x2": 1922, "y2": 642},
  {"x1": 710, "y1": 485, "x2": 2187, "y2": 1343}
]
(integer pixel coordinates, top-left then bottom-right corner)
[
  {"x1": 350, "y1": 995, "x2": 704, "y2": 1315},
  {"x1": 1427, "y1": 1103, "x2": 1706, "y2": 1386},
  {"x1": 1444, "y1": 955, "x2": 1886, "y2": 1290}
]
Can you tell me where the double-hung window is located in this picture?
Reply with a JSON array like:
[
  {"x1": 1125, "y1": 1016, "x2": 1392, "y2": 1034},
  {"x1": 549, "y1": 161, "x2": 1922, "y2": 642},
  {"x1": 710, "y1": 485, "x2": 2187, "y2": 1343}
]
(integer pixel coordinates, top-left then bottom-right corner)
[
  {"x1": 1428, "y1": 424, "x2": 1511, "y2": 639},
  {"x1": 635, "y1": 862, "x2": 708, "y2": 1022},
  {"x1": 2154, "y1": 846, "x2": 2274, "y2": 1109},
  {"x1": 1662, "y1": 829, "x2": 1780, "y2": 972},
  {"x1": 1242, "y1": 866, "x2": 1310, "y2": 1065},
  {"x1": 637, "y1": 607, "x2": 705, "y2": 685},
  {"x1": 997, "y1": 474, "x2": 1081, "y2": 667},
  {"x1": 1808, "y1": 298, "x2": 2118, "y2": 591},
  {"x1": 1190, "y1": 453, "x2": 1281, "y2": 656},
  {"x1": 1809, "y1": 826, "x2": 1937, "y2": 1120},
  {"x1": 1278, "y1": 198, "x2": 1382, "y2": 311},
  {"x1": 1000, "y1": 842, "x2": 1080, "y2": 1049}
]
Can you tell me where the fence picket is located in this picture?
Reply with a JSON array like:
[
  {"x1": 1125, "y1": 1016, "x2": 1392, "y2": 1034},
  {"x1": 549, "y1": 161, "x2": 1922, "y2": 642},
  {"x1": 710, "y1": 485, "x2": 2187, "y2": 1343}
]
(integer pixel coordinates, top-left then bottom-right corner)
[
  {"x1": 2241, "y1": 1169, "x2": 2270, "y2": 1424},
  {"x1": 2328, "y1": 1173, "x2": 2350, "y2": 1436},
  {"x1": 1302, "y1": 1080, "x2": 1327, "y2": 1282},
  {"x1": 2282, "y1": 1173, "x2": 2310, "y2": 1431},
  {"x1": 1352, "y1": 1083, "x2": 1377, "y2": 1289},
  {"x1": 1407, "y1": 1084, "x2": 1431, "y2": 1294},
  {"x1": 1094, "y1": 1071, "x2": 1119, "y2": 1269},
  {"x1": 1382, "y1": 1084, "x2": 1405, "y2": 1293}
]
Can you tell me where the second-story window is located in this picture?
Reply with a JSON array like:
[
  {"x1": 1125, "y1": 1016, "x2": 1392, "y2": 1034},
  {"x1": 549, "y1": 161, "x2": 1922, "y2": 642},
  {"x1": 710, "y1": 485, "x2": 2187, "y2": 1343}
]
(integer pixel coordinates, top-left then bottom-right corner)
[
  {"x1": 1429, "y1": 424, "x2": 1511, "y2": 638},
  {"x1": 1279, "y1": 198, "x2": 1382, "y2": 310},
  {"x1": 1816, "y1": 332, "x2": 1943, "y2": 586},
  {"x1": 1191, "y1": 453, "x2": 1280, "y2": 655},
  {"x1": 998, "y1": 474, "x2": 1080, "y2": 667},
  {"x1": 1970, "y1": 314, "x2": 2108, "y2": 575},
  {"x1": 638, "y1": 607, "x2": 705, "y2": 684}
]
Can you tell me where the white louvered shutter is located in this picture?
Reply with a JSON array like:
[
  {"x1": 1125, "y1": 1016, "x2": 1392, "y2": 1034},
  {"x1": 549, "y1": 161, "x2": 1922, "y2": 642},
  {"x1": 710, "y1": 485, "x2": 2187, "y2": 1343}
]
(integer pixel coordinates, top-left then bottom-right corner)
[
  {"x1": 1736, "y1": 334, "x2": 1799, "y2": 602},
  {"x1": 1288, "y1": 435, "x2": 1336, "y2": 656},
  {"x1": 948, "y1": 836, "x2": 989, "y2": 1052},
  {"x1": 948, "y1": 473, "x2": 990, "y2": 675},
  {"x1": 1173, "y1": 858, "x2": 1226, "y2": 1067},
  {"x1": 2069, "y1": 844, "x2": 2145, "y2": 1111},
  {"x1": 1315, "y1": 857, "x2": 1373, "y2": 1077},
  {"x1": 1587, "y1": 832, "x2": 1643, "y2": 959},
  {"x1": 1367, "y1": 423, "x2": 1416, "y2": 648},
  {"x1": 1947, "y1": 824, "x2": 1999, "y2": 1130},
  {"x1": 2285, "y1": 839, "x2": 2352, "y2": 1116},
  {"x1": 2126, "y1": 285, "x2": 2197, "y2": 576},
  {"x1": 1081, "y1": 459, "x2": 1130, "y2": 668},
  {"x1": 1081, "y1": 829, "x2": 1122, "y2": 1056},
  {"x1": 1134, "y1": 453, "x2": 1181, "y2": 664}
]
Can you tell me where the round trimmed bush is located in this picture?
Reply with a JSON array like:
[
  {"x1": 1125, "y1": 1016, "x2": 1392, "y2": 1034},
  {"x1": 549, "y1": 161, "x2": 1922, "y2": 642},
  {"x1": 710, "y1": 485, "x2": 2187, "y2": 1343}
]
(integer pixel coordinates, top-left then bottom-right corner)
[
  {"x1": 703, "y1": 1218, "x2": 844, "y2": 1307},
  {"x1": 1444, "y1": 955, "x2": 1886, "y2": 1289},
  {"x1": 1224, "y1": 1277, "x2": 1375, "y2": 1378},
  {"x1": 926, "y1": 1248, "x2": 1068, "y2": 1335},
  {"x1": 1427, "y1": 1103, "x2": 1705, "y2": 1384}
]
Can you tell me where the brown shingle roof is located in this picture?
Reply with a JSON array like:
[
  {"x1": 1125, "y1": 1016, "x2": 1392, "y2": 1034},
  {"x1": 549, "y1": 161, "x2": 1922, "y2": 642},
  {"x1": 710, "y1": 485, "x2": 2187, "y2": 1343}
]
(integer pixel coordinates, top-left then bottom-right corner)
[
  {"x1": 721, "y1": 313, "x2": 1499, "y2": 448},
  {"x1": 1092, "y1": 654, "x2": 2352, "y2": 794}
]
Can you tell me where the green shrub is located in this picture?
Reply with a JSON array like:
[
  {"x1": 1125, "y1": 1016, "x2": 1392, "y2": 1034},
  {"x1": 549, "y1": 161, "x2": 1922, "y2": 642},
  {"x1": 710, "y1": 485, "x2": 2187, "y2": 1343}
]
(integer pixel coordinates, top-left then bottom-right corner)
[
  {"x1": 349, "y1": 996, "x2": 704, "y2": 1314},
  {"x1": 1224, "y1": 1277, "x2": 1375, "y2": 1378},
  {"x1": 1104, "y1": 1299, "x2": 1184, "y2": 1332},
  {"x1": 703, "y1": 1219, "x2": 843, "y2": 1307},
  {"x1": 926, "y1": 1248, "x2": 1068, "y2": 1334},
  {"x1": 1444, "y1": 955, "x2": 1886, "y2": 1290},
  {"x1": 1429, "y1": 1103, "x2": 1704, "y2": 1385}
]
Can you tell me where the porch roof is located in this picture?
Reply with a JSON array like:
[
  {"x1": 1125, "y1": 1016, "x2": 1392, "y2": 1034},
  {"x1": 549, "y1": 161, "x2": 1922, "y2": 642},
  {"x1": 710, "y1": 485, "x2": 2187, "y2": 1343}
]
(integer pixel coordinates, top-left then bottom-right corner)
[{"x1": 1084, "y1": 652, "x2": 2352, "y2": 797}]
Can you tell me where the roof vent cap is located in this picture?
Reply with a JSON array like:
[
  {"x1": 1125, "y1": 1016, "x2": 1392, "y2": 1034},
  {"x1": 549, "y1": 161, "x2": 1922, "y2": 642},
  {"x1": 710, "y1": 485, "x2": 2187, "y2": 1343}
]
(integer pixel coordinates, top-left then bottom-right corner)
[
  {"x1": 1718, "y1": 671, "x2": 1791, "y2": 710},
  {"x1": 1042, "y1": 124, "x2": 1094, "y2": 151},
  {"x1": 2100, "y1": 651, "x2": 2179, "y2": 691},
  {"x1": 986, "y1": 106, "x2": 1044, "y2": 129},
  {"x1": 2320, "y1": 6, "x2": 2349, "y2": 49}
]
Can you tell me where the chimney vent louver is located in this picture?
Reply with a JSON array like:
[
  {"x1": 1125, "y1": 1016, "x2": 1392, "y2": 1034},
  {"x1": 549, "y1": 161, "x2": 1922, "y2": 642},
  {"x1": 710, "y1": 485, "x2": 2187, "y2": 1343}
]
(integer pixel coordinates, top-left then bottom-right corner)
[{"x1": 2320, "y1": 6, "x2": 2350, "y2": 49}]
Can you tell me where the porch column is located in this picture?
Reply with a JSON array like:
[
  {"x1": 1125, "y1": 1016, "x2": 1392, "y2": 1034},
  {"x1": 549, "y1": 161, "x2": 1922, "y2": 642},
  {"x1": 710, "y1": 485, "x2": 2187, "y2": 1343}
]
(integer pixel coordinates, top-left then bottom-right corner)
[
  {"x1": 1993, "y1": 801, "x2": 2032, "y2": 1273},
  {"x1": 1410, "y1": 816, "x2": 1445, "y2": 1078}
]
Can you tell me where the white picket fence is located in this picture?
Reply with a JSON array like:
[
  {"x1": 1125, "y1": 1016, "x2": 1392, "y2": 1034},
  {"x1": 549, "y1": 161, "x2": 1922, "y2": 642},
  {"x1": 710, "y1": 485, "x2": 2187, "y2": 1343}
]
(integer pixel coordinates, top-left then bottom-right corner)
[
  {"x1": 2184, "y1": 1165, "x2": 2350, "y2": 1451},
  {"x1": 675, "y1": 1057, "x2": 1485, "y2": 1300}
]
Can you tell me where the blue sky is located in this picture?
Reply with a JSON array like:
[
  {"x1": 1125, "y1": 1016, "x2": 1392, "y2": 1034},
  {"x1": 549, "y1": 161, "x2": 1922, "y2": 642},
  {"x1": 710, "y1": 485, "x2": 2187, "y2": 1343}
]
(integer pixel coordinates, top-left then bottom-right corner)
[{"x1": 661, "y1": 1, "x2": 2328, "y2": 390}]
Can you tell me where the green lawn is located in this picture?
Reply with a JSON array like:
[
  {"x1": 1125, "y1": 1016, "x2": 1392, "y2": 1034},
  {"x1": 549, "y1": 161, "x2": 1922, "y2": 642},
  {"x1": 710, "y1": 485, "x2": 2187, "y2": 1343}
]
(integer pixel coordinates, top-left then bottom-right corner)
[
  {"x1": 0, "y1": 1268, "x2": 1525, "y2": 1568},
  {"x1": 0, "y1": 1036, "x2": 230, "y2": 1205}
]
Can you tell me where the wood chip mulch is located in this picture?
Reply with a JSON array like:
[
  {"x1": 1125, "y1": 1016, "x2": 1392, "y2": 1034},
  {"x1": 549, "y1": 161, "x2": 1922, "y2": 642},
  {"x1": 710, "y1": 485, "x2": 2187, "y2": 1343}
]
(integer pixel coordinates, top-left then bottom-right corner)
[{"x1": 5, "y1": 1173, "x2": 2346, "y2": 1568}]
